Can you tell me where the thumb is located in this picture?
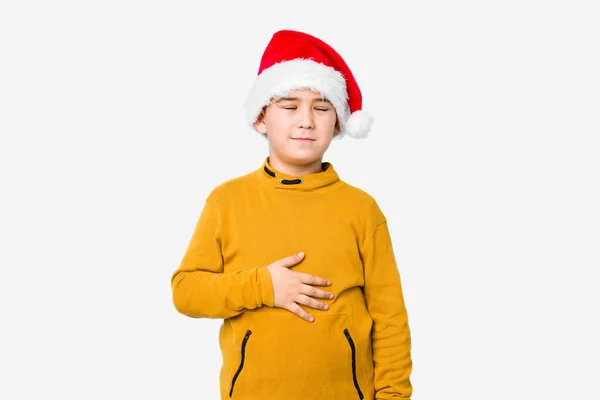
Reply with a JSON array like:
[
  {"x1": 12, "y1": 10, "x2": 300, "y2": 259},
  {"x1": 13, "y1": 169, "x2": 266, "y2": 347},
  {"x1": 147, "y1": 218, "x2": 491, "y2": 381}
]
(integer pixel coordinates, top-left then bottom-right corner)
[{"x1": 279, "y1": 252, "x2": 305, "y2": 268}]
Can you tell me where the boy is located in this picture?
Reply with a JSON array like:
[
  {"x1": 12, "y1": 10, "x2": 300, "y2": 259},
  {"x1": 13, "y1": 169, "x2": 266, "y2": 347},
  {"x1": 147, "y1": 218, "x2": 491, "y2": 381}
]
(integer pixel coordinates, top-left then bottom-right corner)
[{"x1": 171, "y1": 29, "x2": 413, "y2": 399}]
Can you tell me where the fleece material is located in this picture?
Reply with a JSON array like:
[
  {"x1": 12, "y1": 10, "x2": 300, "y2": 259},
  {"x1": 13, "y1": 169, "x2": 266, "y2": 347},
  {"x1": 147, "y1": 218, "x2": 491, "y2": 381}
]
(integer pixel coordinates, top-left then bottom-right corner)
[{"x1": 171, "y1": 157, "x2": 412, "y2": 400}]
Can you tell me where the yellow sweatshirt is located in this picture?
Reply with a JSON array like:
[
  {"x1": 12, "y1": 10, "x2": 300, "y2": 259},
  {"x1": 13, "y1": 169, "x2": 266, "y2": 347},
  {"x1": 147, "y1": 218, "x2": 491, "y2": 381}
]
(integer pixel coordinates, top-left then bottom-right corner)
[{"x1": 171, "y1": 157, "x2": 412, "y2": 399}]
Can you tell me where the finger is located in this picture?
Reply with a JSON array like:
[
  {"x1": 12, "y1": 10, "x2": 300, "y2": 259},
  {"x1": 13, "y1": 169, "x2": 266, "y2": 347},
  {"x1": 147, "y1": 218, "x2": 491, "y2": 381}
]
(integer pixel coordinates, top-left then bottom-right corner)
[
  {"x1": 296, "y1": 294, "x2": 329, "y2": 310},
  {"x1": 296, "y1": 272, "x2": 331, "y2": 287},
  {"x1": 278, "y1": 252, "x2": 305, "y2": 268},
  {"x1": 301, "y1": 285, "x2": 335, "y2": 300},
  {"x1": 287, "y1": 302, "x2": 314, "y2": 322}
]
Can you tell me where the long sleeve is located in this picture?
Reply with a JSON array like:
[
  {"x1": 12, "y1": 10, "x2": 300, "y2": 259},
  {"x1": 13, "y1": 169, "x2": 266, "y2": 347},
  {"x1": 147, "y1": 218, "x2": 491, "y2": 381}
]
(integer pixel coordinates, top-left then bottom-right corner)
[
  {"x1": 362, "y1": 214, "x2": 413, "y2": 399},
  {"x1": 171, "y1": 198, "x2": 275, "y2": 319}
]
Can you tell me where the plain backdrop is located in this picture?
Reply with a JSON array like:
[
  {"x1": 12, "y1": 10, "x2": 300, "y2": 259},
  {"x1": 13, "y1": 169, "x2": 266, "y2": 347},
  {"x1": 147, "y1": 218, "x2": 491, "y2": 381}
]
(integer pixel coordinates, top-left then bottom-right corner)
[{"x1": 1, "y1": 1, "x2": 599, "y2": 399}]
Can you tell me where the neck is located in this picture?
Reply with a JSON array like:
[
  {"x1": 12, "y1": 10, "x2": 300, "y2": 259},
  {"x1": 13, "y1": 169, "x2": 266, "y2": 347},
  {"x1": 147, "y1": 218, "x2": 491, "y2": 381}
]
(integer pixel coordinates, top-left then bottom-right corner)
[{"x1": 268, "y1": 154, "x2": 324, "y2": 176}]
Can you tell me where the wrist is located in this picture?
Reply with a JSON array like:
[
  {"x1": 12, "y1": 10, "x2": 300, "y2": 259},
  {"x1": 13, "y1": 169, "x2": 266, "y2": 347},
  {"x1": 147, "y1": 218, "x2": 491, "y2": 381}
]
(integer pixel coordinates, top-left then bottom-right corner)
[{"x1": 257, "y1": 266, "x2": 275, "y2": 307}]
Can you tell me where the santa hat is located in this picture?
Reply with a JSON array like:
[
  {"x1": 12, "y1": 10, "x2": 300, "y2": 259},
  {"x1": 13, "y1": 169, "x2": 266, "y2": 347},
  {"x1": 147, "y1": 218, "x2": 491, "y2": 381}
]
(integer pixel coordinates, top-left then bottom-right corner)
[{"x1": 245, "y1": 30, "x2": 373, "y2": 139}]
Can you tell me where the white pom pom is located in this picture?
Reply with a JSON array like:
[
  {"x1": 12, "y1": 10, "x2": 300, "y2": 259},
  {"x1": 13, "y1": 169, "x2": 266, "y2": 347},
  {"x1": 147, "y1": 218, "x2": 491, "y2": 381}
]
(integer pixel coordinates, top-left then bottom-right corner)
[{"x1": 342, "y1": 110, "x2": 373, "y2": 139}]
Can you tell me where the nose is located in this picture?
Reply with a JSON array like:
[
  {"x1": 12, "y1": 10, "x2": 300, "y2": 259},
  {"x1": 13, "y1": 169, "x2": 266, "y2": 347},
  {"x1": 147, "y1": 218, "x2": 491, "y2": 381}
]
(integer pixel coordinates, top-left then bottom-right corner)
[{"x1": 296, "y1": 105, "x2": 315, "y2": 129}]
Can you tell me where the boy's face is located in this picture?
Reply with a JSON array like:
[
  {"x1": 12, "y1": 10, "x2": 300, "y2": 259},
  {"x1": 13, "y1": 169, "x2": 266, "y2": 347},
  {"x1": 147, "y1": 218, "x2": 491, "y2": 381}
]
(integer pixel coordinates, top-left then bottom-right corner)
[{"x1": 254, "y1": 89, "x2": 340, "y2": 167}]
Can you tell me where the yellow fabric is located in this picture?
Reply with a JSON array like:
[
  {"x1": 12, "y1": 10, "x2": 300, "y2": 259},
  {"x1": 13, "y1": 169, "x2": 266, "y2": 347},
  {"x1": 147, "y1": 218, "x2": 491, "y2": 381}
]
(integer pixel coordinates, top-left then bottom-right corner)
[{"x1": 171, "y1": 157, "x2": 412, "y2": 399}]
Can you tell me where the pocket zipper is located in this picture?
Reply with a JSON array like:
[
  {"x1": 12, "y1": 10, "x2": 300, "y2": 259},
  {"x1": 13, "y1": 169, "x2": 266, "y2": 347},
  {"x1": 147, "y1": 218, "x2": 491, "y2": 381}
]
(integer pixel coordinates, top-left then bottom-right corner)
[
  {"x1": 229, "y1": 329, "x2": 252, "y2": 398},
  {"x1": 344, "y1": 328, "x2": 365, "y2": 400}
]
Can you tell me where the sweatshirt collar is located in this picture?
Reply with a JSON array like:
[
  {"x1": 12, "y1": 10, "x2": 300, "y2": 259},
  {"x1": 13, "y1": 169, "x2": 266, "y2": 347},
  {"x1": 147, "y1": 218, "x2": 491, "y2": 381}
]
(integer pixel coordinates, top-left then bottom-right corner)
[{"x1": 256, "y1": 157, "x2": 339, "y2": 190}]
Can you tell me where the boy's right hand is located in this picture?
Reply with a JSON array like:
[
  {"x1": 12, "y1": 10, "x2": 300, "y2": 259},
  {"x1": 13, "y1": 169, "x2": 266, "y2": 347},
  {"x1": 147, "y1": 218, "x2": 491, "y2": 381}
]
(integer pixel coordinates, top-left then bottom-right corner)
[{"x1": 266, "y1": 251, "x2": 334, "y2": 323}]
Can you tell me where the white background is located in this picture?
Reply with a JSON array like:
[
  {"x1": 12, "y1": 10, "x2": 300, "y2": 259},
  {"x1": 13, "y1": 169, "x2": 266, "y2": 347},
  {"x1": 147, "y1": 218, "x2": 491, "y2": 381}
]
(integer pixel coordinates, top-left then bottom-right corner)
[{"x1": 1, "y1": 1, "x2": 599, "y2": 399}]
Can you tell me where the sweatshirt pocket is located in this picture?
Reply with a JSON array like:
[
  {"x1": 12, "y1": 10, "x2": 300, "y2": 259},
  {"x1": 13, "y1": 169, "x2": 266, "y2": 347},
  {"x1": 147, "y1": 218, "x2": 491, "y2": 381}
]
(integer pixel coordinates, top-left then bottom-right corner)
[
  {"x1": 227, "y1": 312, "x2": 367, "y2": 399},
  {"x1": 228, "y1": 329, "x2": 252, "y2": 398},
  {"x1": 344, "y1": 328, "x2": 365, "y2": 399}
]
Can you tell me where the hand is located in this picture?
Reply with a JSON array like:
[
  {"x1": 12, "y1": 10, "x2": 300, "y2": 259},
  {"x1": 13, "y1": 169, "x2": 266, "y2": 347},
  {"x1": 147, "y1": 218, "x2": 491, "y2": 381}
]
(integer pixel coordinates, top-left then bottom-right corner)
[{"x1": 266, "y1": 252, "x2": 334, "y2": 322}]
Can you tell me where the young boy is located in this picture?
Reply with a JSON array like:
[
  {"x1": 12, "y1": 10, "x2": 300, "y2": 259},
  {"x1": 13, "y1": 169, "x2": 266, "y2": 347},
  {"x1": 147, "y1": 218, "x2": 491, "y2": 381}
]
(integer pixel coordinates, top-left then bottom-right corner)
[{"x1": 171, "y1": 29, "x2": 413, "y2": 399}]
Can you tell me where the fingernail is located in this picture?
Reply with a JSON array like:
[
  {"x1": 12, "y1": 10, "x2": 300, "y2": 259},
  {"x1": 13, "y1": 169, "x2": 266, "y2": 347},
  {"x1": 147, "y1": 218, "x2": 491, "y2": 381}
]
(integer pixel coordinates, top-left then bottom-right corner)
[
  {"x1": 329, "y1": 293, "x2": 334, "y2": 299},
  {"x1": 323, "y1": 304, "x2": 328, "y2": 310},
  {"x1": 297, "y1": 251, "x2": 304, "y2": 257},
  {"x1": 327, "y1": 281, "x2": 331, "y2": 286},
  {"x1": 309, "y1": 316, "x2": 314, "y2": 322}
]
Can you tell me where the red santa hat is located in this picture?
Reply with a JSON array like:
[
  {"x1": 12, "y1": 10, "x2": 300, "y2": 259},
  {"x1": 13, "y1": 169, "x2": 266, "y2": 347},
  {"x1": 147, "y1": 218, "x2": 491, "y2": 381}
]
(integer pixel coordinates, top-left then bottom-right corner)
[{"x1": 245, "y1": 30, "x2": 373, "y2": 139}]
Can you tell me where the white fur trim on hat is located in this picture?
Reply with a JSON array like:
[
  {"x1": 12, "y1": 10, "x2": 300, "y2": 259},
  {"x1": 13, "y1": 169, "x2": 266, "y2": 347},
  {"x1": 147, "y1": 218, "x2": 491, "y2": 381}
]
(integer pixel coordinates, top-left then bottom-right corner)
[{"x1": 245, "y1": 58, "x2": 353, "y2": 136}]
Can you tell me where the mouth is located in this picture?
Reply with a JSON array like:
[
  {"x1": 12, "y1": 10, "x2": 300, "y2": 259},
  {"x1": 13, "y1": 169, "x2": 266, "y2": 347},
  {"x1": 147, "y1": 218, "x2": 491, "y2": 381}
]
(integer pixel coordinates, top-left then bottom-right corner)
[{"x1": 291, "y1": 138, "x2": 315, "y2": 142}]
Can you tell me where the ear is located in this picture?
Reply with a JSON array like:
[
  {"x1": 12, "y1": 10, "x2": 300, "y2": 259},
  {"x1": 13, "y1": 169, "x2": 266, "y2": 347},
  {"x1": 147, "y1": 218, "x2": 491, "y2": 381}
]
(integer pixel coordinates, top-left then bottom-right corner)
[
  {"x1": 333, "y1": 117, "x2": 340, "y2": 137},
  {"x1": 253, "y1": 110, "x2": 268, "y2": 134}
]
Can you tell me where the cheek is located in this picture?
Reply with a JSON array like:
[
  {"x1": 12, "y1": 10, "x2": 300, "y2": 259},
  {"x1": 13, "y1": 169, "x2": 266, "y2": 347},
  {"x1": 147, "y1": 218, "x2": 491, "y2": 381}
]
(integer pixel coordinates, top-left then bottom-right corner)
[
  {"x1": 316, "y1": 114, "x2": 338, "y2": 134},
  {"x1": 319, "y1": 112, "x2": 338, "y2": 126},
  {"x1": 266, "y1": 113, "x2": 293, "y2": 129},
  {"x1": 269, "y1": 122, "x2": 291, "y2": 139}
]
